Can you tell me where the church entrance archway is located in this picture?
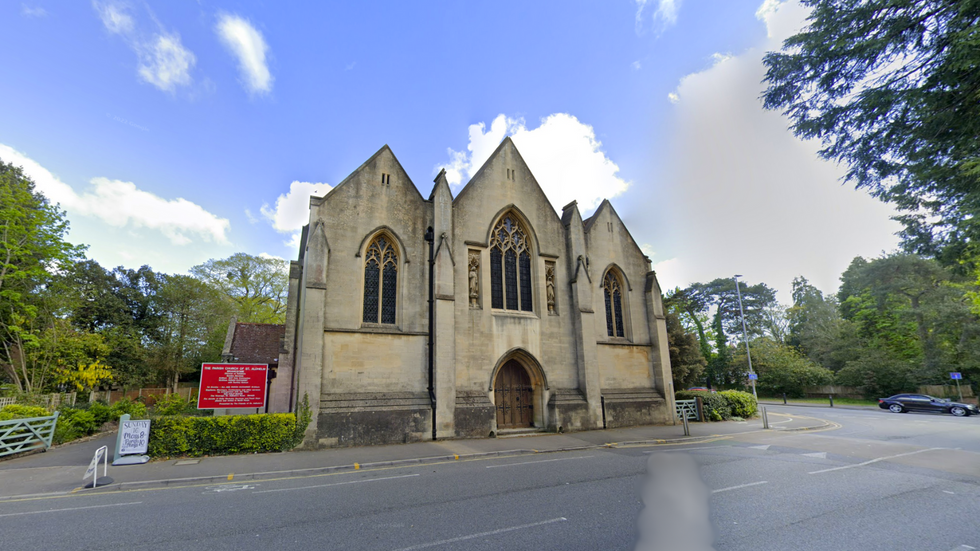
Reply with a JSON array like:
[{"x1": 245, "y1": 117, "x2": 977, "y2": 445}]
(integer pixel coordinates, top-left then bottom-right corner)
[{"x1": 494, "y1": 360, "x2": 533, "y2": 429}]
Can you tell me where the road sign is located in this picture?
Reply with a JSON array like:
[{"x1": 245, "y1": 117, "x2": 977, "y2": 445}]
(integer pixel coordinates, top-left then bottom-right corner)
[
  {"x1": 951, "y1": 372, "x2": 962, "y2": 380},
  {"x1": 197, "y1": 363, "x2": 269, "y2": 409},
  {"x1": 748, "y1": 373, "x2": 758, "y2": 380}
]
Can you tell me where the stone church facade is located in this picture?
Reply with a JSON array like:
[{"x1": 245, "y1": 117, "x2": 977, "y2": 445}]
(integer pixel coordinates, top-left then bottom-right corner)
[{"x1": 277, "y1": 138, "x2": 675, "y2": 448}]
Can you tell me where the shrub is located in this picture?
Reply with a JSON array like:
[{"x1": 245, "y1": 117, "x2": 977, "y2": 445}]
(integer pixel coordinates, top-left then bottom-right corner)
[
  {"x1": 87, "y1": 401, "x2": 112, "y2": 427},
  {"x1": 110, "y1": 398, "x2": 148, "y2": 420},
  {"x1": 151, "y1": 394, "x2": 193, "y2": 416},
  {"x1": 147, "y1": 413, "x2": 297, "y2": 458},
  {"x1": 52, "y1": 407, "x2": 99, "y2": 444},
  {"x1": 0, "y1": 404, "x2": 51, "y2": 421},
  {"x1": 676, "y1": 390, "x2": 732, "y2": 421},
  {"x1": 292, "y1": 393, "x2": 312, "y2": 447},
  {"x1": 719, "y1": 390, "x2": 757, "y2": 418}
]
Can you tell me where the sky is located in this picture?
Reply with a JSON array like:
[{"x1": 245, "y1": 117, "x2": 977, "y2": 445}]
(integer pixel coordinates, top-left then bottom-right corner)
[{"x1": 0, "y1": 0, "x2": 900, "y2": 303}]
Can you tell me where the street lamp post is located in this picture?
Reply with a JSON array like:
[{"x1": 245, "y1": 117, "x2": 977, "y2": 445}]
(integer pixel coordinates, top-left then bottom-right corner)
[{"x1": 733, "y1": 275, "x2": 757, "y2": 400}]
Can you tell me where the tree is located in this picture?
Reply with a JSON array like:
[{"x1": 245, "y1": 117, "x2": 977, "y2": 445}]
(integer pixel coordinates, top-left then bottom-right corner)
[
  {"x1": 665, "y1": 310, "x2": 707, "y2": 390},
  {"x1": 190, "y1": 253, "x2": 288, "y2": 324},
  {"x1": 731, "y1": 338, "x2": 834, "y2": 398},
  {"x1": 762, "y1": 1, "x2": 980, "y2": 262},
  {"x1": 149, "y1": 274, "x2": 232, "y2": 391},
  {"x1": 787, "y1": 276, "x2": 855, "y2": 371},
  {"x1": 0, "y1": 159, "x2": 84, "y2": 393},
  {"x1": 838, "y1": 254, "x2": 980, "y2": 388}
]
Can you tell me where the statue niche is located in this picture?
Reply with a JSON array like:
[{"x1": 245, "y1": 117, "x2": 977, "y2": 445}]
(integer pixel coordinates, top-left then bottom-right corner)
[{"x1": 468, "y1": 252, "x2": 480, "y2": 308}]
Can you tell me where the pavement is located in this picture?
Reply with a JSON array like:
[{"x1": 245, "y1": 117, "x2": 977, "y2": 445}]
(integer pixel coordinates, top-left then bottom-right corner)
[{"x1": 0, "y1": 411, "x2": 833, "y2": 501}]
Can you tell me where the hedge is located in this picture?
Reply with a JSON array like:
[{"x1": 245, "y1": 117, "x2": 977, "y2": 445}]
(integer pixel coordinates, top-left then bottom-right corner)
[
  {"x1": 719, "y1": 390, "x2": 757, "y2": 418},
  {"x1": 147, "y1": 413, "x2": 299, "y2": 457},
  {"x1": 675, "y1": 390, "x2": 758, "y2": 421},
  {"x1": 0, "y1": 404, "x2": 51, "y2": 421}
]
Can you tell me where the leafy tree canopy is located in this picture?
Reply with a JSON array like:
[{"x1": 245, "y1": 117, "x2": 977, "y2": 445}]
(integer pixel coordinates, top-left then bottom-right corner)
[
  {"x1": 762, "y1": 0, "x2": 980, "y2": 263},
  {"x1": 191, "y1": 253, "x2": 288, "y2": 324}
]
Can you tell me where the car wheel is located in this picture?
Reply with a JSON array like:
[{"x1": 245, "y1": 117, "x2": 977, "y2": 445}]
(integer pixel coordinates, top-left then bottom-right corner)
[
  {"x1": 950, "y1": 406, "x2": 968, "y2": 417},
  {"x1": 888, "y1": 404, "x2": 904, "y2": 413}
]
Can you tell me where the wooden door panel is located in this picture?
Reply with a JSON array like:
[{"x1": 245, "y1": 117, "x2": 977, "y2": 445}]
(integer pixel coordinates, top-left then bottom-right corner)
[{"x1": 495, "y1": 361, "x2": 532, "y2": 429}]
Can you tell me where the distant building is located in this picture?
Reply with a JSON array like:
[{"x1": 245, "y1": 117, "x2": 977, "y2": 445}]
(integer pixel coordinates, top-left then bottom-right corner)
[{"x1": 277, "y1": 138, "x2": 674, "y2": 447}]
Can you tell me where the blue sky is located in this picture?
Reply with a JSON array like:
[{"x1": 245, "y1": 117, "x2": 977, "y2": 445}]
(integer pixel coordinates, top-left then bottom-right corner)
[{"x1": 0, "y1": 1, "x2": 900, "y2": 301}]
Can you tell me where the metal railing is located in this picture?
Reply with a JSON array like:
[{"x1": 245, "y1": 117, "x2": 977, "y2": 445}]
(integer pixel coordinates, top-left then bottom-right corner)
[
  {"x1": 0, "y1": 412, "x2": 60, "y2": 458},
  {"x1": 675, "y1": 399, "x2": 698, "y2": 420}
]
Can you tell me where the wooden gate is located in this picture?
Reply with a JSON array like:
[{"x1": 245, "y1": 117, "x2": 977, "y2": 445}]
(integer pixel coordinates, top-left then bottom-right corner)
[{"x1": 494, "y1": 360, "x2": 533, "y2": 429}]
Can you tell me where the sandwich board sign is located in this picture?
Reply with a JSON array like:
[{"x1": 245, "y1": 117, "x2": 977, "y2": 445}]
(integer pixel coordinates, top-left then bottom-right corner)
[{"x1": 112, "y1": 413, "x2": 150, "y2": 465}]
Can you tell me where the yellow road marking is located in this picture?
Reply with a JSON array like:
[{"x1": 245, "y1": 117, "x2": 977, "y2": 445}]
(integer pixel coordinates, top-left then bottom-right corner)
[{"x1": 227, "y1": 473, "x2": 234, "y2": 481}]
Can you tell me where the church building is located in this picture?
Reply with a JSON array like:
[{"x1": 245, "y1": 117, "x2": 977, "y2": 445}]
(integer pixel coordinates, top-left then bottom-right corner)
[{"x1": 275, "y1": 138, "x2": 675, "y2": 448}]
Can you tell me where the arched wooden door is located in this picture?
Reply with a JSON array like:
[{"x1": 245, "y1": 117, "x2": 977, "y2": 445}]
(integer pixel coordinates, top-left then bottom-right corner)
[{"x1": 494, "y1": 360, "x2": 533, "y2": 429}]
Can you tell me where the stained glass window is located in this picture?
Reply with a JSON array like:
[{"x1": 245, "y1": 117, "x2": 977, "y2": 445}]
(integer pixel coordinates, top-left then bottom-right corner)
[
  {"x1": 505, "y1": 249, "x2": 518, "y2": 310},
  {"x1": 519, "y1": 251, "x2": 532, "y2": 311},
  {"x1": 363, "y1": 235, "x2": 398, "y2": 324},
  {"x1": 603, "y1": 271, "x2": 625, "y2": 338},
  {"x1": 490, "y1": 248, "x2": 503, "y2": 309},
  {"x1": 489, "y1": 214, "x2": 532, "y2": 312}
]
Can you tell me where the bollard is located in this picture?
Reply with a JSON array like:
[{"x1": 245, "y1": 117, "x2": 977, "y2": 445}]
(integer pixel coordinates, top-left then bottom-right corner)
[
  {"x1": 762, "y1": 406, "x2": 770, "y2": 429},
  {"x1": 829, "y1": 394, "x2": 834, "y2": 407},
  {"x1": 682, "y1": 411, "x2": 690, "y2": 436},
  {"x1": 783, "y1": 393, "x2": 787, "y2": 405}
]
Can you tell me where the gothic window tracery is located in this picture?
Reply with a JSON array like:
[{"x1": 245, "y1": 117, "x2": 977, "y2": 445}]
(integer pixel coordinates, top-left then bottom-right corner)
[
  {"x1": 363, "y1": 235, "x2": 397, "y2": 324},
  {"x1": 489, "y1": 214, "x2": 533, "y2": 312},
  {"x1": 603, "y1": 270, "x2": 625, "y2": 338}
]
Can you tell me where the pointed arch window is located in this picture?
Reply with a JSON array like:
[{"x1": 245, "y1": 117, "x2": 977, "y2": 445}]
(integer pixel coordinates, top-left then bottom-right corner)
[
  {"x1": 490, "y1": 214, "x2": 533, "y2": 312},
  {"x1": 603, "y1": 271, "x2": 625, "y2": 338},
  {"x1": 363, "y1": 235, "x2": 397, "y2": 324}
]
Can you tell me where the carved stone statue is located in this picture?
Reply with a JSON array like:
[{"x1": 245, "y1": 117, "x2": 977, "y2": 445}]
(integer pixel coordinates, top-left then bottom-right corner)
[
  {"x1": 546, "y1": 265, "x2": 556, "y2": 314},
  {"x1": 468, "y1": 255, "x2": 480, "y2": 307}
]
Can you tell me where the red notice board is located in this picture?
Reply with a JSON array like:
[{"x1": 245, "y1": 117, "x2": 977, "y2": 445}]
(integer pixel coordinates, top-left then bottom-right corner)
[{"x1": 197, "y1": 363, "x2": 268, "y2": 409}]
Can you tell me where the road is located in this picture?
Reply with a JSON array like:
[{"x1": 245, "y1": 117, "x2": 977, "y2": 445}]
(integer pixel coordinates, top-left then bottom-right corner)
[{"x1": 1, "y1": 406, "x2": 978, "y2": 550}]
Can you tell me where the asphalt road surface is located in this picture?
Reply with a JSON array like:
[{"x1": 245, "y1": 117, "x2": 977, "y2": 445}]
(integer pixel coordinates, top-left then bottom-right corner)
[{"x1": 2, "y1": 406, "x2": 978, "y2": 551}]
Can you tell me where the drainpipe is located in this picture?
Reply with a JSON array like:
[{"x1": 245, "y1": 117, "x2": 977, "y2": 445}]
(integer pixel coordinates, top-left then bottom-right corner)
[{"x1": 424, "y1": 226, "x2": 437, "y2": 441}]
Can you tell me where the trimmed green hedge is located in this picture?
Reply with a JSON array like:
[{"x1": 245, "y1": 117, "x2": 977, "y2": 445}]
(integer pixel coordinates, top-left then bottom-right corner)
[
  {"x1": 719, "y1": 390, "x2": 757, "y2": 418},
  {"x1": 147, "y1": 413, "x2": 299, "y2": 457},
  {"x1": 675, "y1": 390, "x2": 758, "y2": 421},
  {"x1": 0, "y1": 404, "x2": 50, "y2": 421}
]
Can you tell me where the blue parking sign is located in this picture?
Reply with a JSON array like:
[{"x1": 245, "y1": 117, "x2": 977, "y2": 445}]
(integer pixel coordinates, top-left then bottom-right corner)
[
  {"x1": 748, "y1": 373, "x2": 758, "y2": 380},
  {"x1": 950, "y1": 372, "x2": 962, "y2": 380}
]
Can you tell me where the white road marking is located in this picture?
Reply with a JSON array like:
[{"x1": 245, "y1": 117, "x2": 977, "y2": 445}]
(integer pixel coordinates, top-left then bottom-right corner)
[
  {"x1": 808, "y1": 448, "x2": 940, "y2": 474},
  {"x1": 943, "y1": 490, "x2": 955, "y2": 495},
  {"x1": 485, "y1": 456, "x2": 593, "y2": 469},
  {"x1": 711, "y1": 481, "x2": 768, "y2": 494},
  {"x1": 947, "y1": 546, "x2": 976, "y2": 551},
  {"x1": 801, "y1": 452, "x2": 827, "y2": 459},
  {"x1": 388, "y1": 517, "x2": 567, "y2": 551},
  {"x1": 747, "y1": 445, "x2": 770, "y2": 451},
  {"x1": 0, "y1": 501, "x2": 142, "y2": 518},
  {"x1": 253, "y1": 473, "x2": 420, "y2": 494},
  {"x1": 643, "y1": 446, "x2": 728, "y2": 454}
]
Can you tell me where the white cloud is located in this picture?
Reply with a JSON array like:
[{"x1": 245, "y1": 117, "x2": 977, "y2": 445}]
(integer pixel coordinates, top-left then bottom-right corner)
[
  {"x1": 261, "y1": 180, "x2": 333, "y2": 246},
  {"x1": 137, "y1": 32, "x2": 196, "y2": 92},
  {"x1": 93, "y1": 1, "x2": 132, "y2": 34},
  {"x1": 215, "y1": 14, "x2": 273, "y2": 95},
  {"x1": 635, "y1": 0, "x2": 683, "y2": 33},
  {"x1": 21, "y1": 4, "x2": 47, "y2": 17},
  {"x1": 92, "y1": 2, "x2": 195, "y2": 93},
  {"x1": 0, "y1": 143, "x2": 230, "y2": 246},
  {"x1": 655, "y1": 0, "x2": 901, "y2": 298},
  {"x1": 632, "y1": 60, "x2": 642, "y2": 71},
  {"x1": 440, "y1": 113, "x2": 629, "y2": 214}
]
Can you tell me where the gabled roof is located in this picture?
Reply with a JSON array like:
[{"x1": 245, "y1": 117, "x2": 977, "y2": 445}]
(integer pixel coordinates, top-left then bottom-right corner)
[
  {"x1": 311, "y1": 144, "x2": 424, "y2": 207},
  {"x1": 452, "y1": 137, "x2": 563, "y2": 225},
  {"x1": 584, "y1": 199, "x2": 648, "y2": 259}
]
